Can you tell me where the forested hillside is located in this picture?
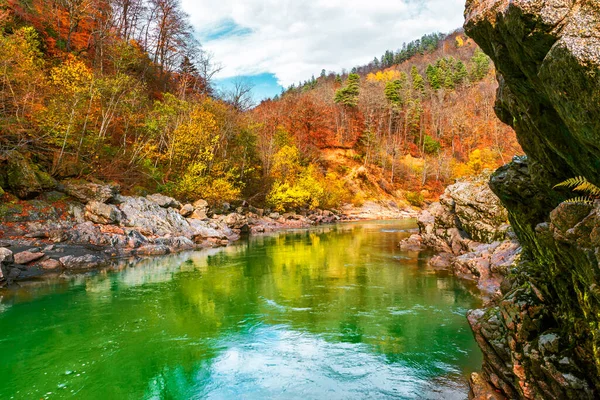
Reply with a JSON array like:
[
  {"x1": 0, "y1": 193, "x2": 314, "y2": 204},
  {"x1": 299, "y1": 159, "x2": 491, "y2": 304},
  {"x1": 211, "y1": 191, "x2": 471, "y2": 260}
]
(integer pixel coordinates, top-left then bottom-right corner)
[
  {"x1": 252, "y1": 31, "x2": 521, "y2": 208},
  {"x1": 0, "y1": 0, "x2": 520, "y2": 212}
]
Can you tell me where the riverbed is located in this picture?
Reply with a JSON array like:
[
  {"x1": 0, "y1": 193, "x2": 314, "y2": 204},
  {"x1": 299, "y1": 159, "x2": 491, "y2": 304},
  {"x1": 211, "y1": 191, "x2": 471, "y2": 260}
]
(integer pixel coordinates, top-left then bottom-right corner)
[{"x1": 0, "y1": 221, "x2": 482, "y2": 399}]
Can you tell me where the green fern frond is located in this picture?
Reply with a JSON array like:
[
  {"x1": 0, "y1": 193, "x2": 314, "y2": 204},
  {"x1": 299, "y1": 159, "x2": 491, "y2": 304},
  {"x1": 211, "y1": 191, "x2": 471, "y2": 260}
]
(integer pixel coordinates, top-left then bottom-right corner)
[
  {"x1": 562, "y1": 196, "x2": 594, "y2": 204},
  {"x1": 554, "y1": 176, "x2": 600, "y2": 206},
  {"x1": 554, "y1": 176, "x2": 589, "y2": 190},
  {"x1": 573, "y1": 181, "x2": 600, "y2": 196}
]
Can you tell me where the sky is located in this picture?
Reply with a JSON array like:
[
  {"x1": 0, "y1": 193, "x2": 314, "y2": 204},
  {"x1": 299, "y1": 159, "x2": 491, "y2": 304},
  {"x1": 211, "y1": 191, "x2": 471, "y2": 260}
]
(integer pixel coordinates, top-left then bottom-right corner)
[{"x1": 181, "y1": 0, "x2": 466, "y2": 101}]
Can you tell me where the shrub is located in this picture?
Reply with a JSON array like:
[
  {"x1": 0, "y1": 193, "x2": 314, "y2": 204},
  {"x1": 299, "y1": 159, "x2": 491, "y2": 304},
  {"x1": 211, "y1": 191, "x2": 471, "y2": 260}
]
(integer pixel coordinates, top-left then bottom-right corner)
[
  {"x1": 405, "y1": 191, "x2": 424, "y2": 207},
  {"x1": 173, "y1": 162, "x2": 241, "y2": 204}
]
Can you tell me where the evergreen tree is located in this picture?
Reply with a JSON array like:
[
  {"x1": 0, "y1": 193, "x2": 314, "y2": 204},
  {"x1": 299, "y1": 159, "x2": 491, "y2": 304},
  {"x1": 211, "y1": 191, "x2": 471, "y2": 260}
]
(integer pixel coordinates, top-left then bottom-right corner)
[
  {"x1": 411, "y1": 66, "x2": 425, "y2": 95},
  {"x1": 385, "y1": 79, "x2": 404, "y2": 107},
  {"x1": 443, "y1": 74, "x2": 455, "y2": 90},
  {"x1": 470, "y1": 49, "x2": 491, "y2": 81},
  {"x1": 334, "y1": 73, "x2": 360, "y2": 107},
  {"x1": 454, "y1": 60, "x2": 468, "y2": 86},
  {"x1": 426, "y1": 64, "x2": 441, "y2": 90}
]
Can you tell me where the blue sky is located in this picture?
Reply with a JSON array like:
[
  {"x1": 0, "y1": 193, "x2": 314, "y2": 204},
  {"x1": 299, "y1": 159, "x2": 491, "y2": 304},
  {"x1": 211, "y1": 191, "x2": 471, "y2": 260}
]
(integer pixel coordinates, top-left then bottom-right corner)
[
  {"x1": 214, "y1": 73, "x2": 283, "y2": 103},
  {"x1": 181, "y1": 0, "x2": 466, "y2": 101}
]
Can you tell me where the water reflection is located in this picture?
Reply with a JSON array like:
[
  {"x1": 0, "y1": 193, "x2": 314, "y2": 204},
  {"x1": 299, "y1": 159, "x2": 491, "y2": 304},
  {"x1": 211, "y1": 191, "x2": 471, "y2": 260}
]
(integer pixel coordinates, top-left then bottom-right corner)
[{"x1": 0, "y1": 221, "x2": 481, "y2": 399}]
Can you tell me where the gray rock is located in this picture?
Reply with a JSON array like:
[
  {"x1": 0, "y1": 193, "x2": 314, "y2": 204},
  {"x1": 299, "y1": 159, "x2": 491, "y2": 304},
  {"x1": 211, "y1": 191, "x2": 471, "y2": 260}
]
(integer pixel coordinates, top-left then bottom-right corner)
[
  {"x1": 153, "y1": 236, "x2": 195, "y2": 250},
  {"x1": 539, "y1": 333, "x2": 560, "y2": 355},
  {"x1": 62, "y1": 180, "x2": 120, "y2": 204},
  {"x1": 225, "y1": 213, "x2": 248, "y2": 229},
  {"x1": 85, "y1": 201, "x2": 122, "y2": 225},
  {"x1": 13, "y1": 251, "x2": 45, "y2": 265},
  {"x1": 188, "y1": 219, "x2": 228, "y2": 240},
  {"x1": 118, "y1": 196, "x2": 194, "y2": 237},
  {"x1": 147, "y1": 193, "x2": 181, "y2": 209},
  {"x1": 59, "y1": 254, "x2": 106, "y2": 270},
  {"x1": 0, "y1": 247, "x2": 13, "y2": 281},
  {"x1": 415, "y1": 176, "x2": 508, "y2": 254},
  {"x1": 136, "y1": 245, "x2": 170, "y2": 256},
  {"x1": 0, "y1": 247, "x2": 14, "y2": 264}
]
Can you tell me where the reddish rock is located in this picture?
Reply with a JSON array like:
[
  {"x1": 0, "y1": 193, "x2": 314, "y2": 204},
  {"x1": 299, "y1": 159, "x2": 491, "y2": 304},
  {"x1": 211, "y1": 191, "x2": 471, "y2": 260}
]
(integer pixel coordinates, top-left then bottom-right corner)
[
  {"x1": 40, "y1": 258, "x2": 63, "y2": 270},
  {"x1": 14, "y1": 251, "x2": 45, "y2": 265}
]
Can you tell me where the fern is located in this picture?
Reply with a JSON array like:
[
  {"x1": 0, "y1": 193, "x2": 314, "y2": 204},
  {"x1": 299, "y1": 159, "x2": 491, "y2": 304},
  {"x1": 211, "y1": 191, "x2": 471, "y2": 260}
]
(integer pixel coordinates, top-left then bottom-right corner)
[
  {"x1": 554, "y1": 176, "x2": 600, "y2": 204},
  {"x1": 563, "y1": 196, "x2": 594, "y2": 205},
  {"x1": 555, "y1": 176, "x2": 588, "y2": 190}
]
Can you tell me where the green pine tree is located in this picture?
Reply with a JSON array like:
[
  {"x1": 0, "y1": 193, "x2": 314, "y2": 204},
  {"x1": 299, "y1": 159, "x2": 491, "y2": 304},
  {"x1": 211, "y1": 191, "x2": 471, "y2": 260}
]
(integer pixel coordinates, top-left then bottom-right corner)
[
  {"x1": 334, "y1": 73, "x2": 360, "y2": 107},
  {"x1": 426, "y1": 64, "x2": 441, "y2": 90},
  {"x1": 411, "y1": 66, "x2": 425, "y2": 95}
]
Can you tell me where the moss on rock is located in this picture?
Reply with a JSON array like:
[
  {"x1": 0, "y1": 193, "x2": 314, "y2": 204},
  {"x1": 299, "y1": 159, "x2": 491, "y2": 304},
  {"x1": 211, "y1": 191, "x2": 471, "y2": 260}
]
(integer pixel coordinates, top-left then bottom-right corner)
[{"x1": 0, "y1": 151, "x2": 56, "y2": 199}]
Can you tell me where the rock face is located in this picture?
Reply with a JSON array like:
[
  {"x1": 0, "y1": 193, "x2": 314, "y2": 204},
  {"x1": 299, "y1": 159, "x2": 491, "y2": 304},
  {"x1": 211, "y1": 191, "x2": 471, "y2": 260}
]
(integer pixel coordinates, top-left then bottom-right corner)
[
  {"x1": 118, "y1": 196, "x2": 193, "y2": 237},
  {"x1": 402, "y1": 176, "x2": 518, "y2": 300},
  {"x1": 416, "y1": 176, "x2": 509, "y2": 255},
  {"x1": 465, "y1": 1, "x2": 600, "y2": 398}
]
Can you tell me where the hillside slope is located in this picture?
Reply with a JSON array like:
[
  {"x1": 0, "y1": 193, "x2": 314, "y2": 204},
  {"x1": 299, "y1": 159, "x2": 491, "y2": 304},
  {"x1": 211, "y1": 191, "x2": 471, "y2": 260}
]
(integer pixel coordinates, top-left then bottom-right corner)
[{"x1": 251, "y1": 31, "x2": 522, "y2": 208}]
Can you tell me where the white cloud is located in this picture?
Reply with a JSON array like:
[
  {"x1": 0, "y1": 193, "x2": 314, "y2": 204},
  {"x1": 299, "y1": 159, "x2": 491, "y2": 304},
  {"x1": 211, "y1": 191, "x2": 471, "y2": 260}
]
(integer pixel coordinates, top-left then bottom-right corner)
[{"x1": 180, "y1": 0, "x2": 465, "y2": 87}]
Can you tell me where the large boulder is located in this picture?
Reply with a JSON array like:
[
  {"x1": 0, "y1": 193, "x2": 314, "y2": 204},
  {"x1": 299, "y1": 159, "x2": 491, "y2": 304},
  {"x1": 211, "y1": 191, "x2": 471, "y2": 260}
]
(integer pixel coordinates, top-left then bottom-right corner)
[
  {"x1": 414, "y1": 176, "x2": 509, "y2": 255},
  {"x1": 118, "y1": 196, "x2": 194, "y2": 237},
  {"x1": 85, "y1": 201, "x2": 122, "y2": 225},
  {"x1": 444, "y1": 179, "x2": 509, "y2": 243},
  {"x1": 61, "y1": 180, "x2": 120, "y2": 204},
  {"x1": 13, "y1": 251, "x2": 45, "y2": 265}
]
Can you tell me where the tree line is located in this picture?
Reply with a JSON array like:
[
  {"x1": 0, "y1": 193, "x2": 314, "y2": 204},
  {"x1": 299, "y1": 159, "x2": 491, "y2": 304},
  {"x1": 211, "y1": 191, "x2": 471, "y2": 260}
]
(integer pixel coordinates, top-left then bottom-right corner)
[{"x1": 0, "y1": 2, "x2": 520, "y2": 211}]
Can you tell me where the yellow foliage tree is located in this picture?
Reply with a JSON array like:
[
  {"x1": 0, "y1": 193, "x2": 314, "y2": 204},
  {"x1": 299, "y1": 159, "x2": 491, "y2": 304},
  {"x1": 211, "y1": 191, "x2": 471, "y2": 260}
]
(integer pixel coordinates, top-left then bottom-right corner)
[
  {"x1": 366, "y1": 70, "x2": 402, "y2": 83},
  {"x1": 171, "y1": 104, "x2": 219, "y2": 169}
]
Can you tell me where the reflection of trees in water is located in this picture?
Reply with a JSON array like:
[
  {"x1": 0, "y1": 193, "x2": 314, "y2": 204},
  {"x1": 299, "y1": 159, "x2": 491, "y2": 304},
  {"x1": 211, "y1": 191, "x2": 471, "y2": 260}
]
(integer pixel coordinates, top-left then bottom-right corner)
[{"x1": 0, "y1": 221, "x2": 481, "y2": 399}]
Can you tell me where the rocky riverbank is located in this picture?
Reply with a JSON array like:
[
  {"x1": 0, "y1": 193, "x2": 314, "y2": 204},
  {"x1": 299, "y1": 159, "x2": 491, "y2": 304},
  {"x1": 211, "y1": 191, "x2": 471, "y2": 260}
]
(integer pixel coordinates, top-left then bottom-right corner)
[
  {"x1": 0, "y1": 178, "x2": 416, "y2": 288},
  {"x1": 400, "y1": 175, "x2": 521, "y2": 302}
]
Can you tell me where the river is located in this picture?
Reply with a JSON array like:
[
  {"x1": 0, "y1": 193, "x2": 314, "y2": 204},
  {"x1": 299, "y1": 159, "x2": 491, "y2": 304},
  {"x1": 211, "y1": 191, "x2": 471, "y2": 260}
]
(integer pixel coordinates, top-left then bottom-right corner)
[{"x1": 0, "y1": 220, "x2": 482, "y2": 399}]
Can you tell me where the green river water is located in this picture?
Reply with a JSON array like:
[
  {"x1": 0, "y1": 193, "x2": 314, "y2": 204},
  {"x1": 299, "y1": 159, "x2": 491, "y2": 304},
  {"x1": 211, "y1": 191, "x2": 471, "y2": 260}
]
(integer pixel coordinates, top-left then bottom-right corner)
[{"x1": 0, "y1": 221, "x2": 482, "y2": 399}]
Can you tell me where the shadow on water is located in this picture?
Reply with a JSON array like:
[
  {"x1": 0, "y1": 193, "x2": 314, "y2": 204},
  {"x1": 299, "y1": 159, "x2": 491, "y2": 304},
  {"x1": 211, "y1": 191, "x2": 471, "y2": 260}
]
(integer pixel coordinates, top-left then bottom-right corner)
[{"x1": 0, "y1": 220, "x2": 482, "y2": 399}]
